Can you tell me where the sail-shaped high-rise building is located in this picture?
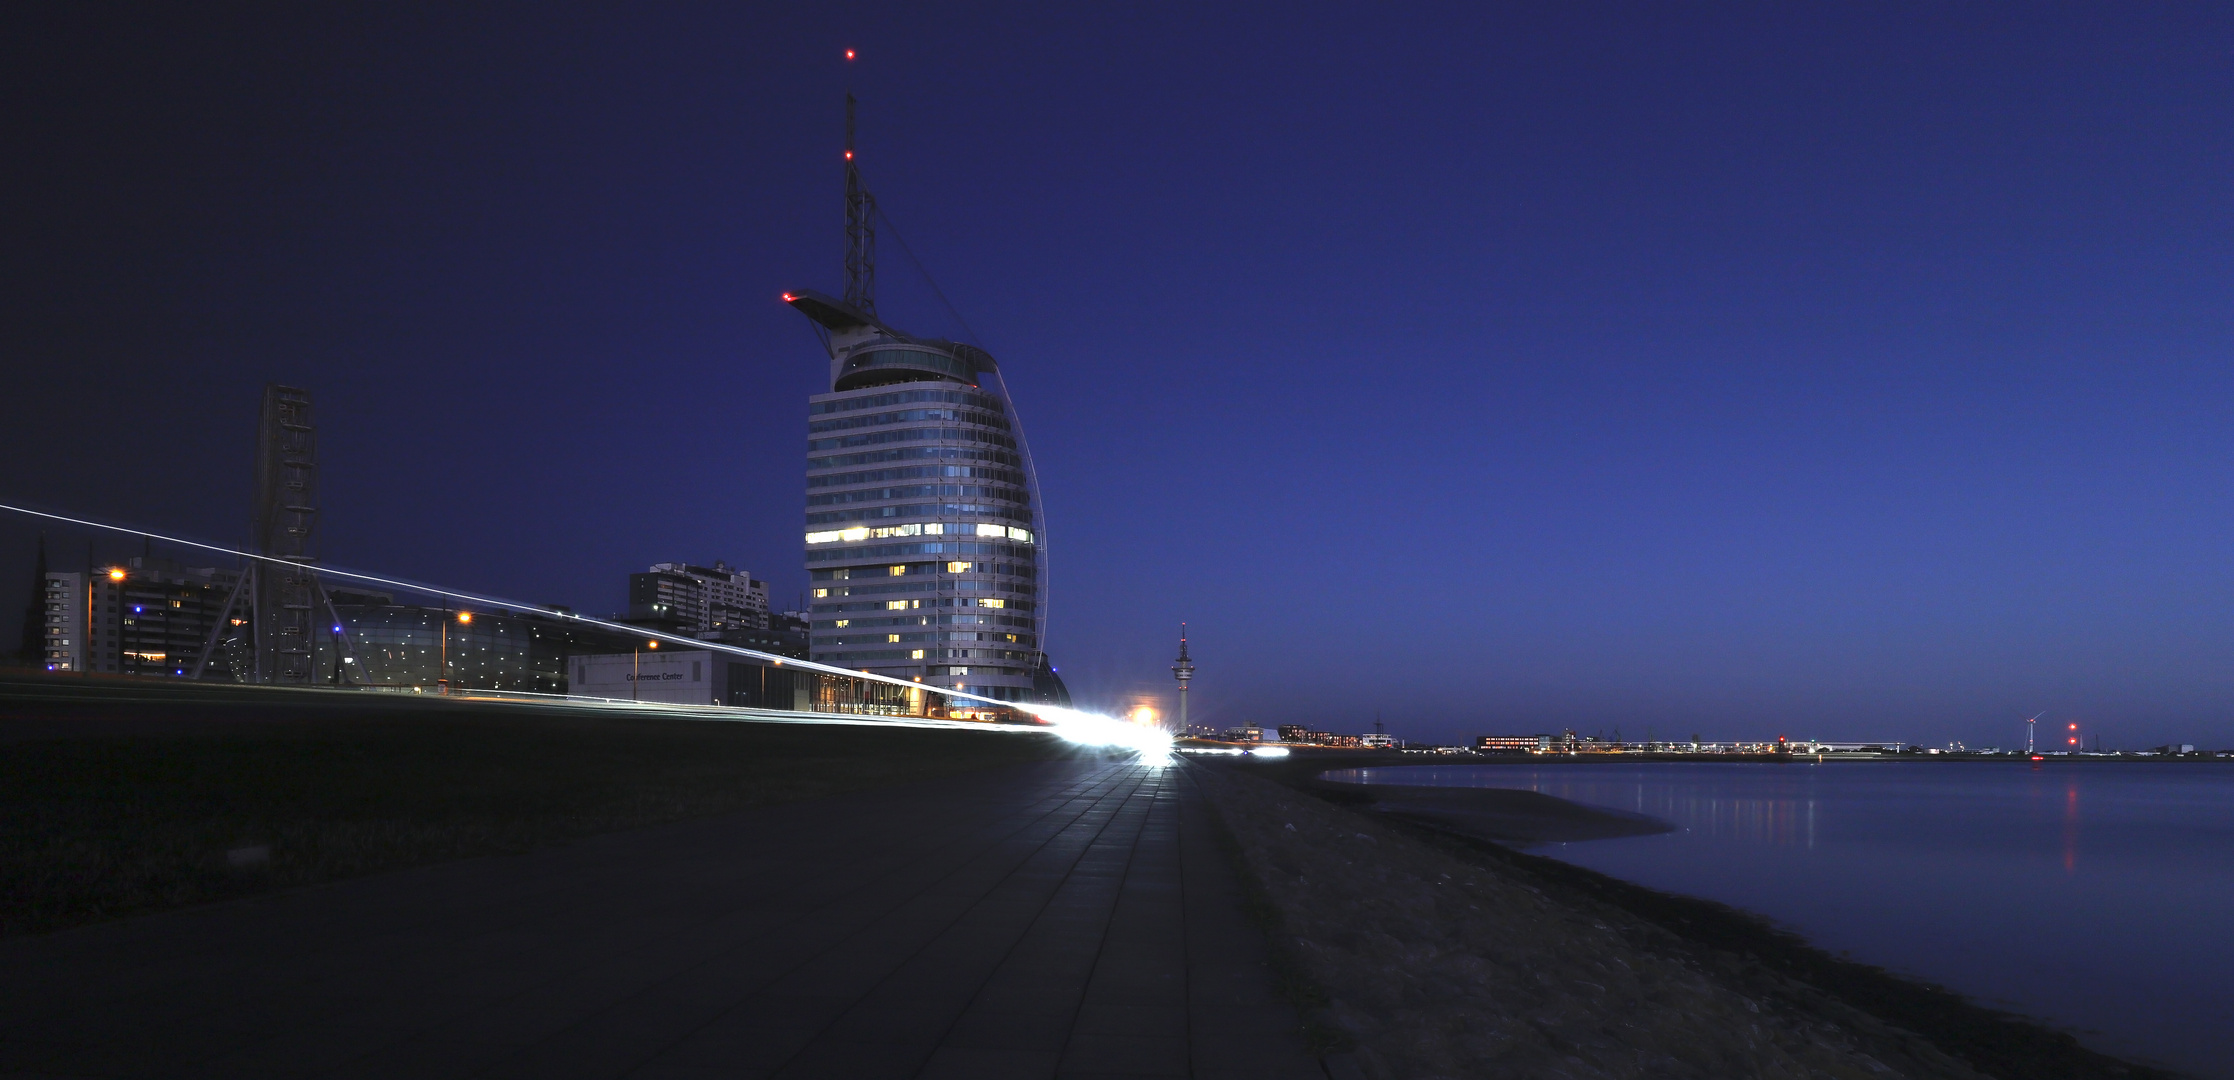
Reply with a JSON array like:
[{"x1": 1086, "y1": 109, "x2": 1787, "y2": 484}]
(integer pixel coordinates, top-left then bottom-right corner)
[{"x1": 786, "y1": 95, "x2": 1053, "y2": 704}]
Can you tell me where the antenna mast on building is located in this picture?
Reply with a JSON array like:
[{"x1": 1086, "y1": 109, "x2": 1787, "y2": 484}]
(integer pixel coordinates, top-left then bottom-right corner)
[
  {"x1": 1171, "y1": 623, "x2": 1194, "y2": 734},
  {"x1": 843, "y1": 84, "x2": 876, "y2": 316}
]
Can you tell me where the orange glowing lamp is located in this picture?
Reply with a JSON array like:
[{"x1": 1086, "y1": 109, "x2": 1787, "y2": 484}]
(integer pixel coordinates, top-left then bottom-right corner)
[
  {"x1": 456, "y1": 612, "x2": 472, "y2": 624},
  {"x1": 107, "y1": 567, "x2": 127, "y2": 582}
]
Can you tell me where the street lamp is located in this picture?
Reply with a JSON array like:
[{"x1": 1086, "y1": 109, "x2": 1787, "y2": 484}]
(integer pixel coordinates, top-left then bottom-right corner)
[
  {"x1": 633, "y1": 639, "x2": 659, "y2": 701},
  {"x1": 441, "y1": 610, "x2": 471, "y2": 694}
]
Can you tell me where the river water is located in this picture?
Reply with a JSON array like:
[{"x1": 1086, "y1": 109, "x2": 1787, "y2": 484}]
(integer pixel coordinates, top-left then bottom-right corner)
[{"x1": 1325, "y1": 761, "x2": 2234, "y2": 1078}]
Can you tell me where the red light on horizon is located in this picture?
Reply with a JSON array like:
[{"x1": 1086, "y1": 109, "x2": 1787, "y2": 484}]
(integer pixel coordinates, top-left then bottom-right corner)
[
  {"x1": 781, "y1": 292, "x2": 795, "y2": 302},
  {"x1": 844, "y1": 150, "x2": 853, "y2": 160},
  {"x1": 845, "y1": 49, "x2": 856, "y2": 60}
]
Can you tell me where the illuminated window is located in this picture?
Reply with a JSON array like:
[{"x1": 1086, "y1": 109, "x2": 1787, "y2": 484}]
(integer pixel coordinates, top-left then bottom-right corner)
[
  {"x1": 834, "y1": 619, "x2": 849, "y2": 628},
  {"x1": 888, "y1": 565, "x2": 907, "y2": 576},
  {"x1": 946, "y1": 561, "x2": 972, "y2": 573},
  {"x1": 978, "y1": 598, "x2": 1006, "y2": 609},
  {"x1": 910, "y1": 649, "x2": 925, "y2": 659},
  {"x1": 887, "y1": 634, "x2": 901, "y2": 643},
  {"x1": 813, "y1": 588, "x2": 829, "y2": 598}
]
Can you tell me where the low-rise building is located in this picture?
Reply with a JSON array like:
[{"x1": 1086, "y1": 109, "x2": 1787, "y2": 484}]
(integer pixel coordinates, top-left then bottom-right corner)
[
  {"x1": 566, "y1": 649, "x2": 804, "y2": 708},
  {"x1": 333, "y1": 604, "x2": 643, "y2": 695},
  {"x1": 1477, "y1": 734, "x2": 1555, "y2": 754}
]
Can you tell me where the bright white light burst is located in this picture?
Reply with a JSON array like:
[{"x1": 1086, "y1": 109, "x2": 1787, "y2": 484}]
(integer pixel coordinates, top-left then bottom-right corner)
[{"x1": 1027, "y1": 706, "x2": 1176, "y2": 767}]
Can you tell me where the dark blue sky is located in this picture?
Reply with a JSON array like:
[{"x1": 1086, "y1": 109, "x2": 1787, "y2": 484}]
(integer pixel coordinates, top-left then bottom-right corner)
[{"x1": 6, "y1": 4, "x2": 2234, "y2": 748}]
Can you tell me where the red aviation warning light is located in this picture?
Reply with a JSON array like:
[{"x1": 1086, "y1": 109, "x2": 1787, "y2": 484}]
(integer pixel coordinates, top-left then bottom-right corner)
[
  {"x1": 844, "y1": 49, "x2": 855, "y2": 61},
  {"x1": 781, "y1": 293, "x2": 795, "y2": 302}
]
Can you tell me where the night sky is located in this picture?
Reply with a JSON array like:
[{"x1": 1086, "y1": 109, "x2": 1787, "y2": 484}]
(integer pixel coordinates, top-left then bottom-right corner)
[{"x1": 6, "y1": 4, "x2": 2234, "y2": 748}]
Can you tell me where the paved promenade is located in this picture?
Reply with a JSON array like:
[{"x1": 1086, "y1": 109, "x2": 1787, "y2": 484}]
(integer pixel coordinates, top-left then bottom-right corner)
[{"x1": 0, "y1": 759, "x2": 1321, "y2": 1080}]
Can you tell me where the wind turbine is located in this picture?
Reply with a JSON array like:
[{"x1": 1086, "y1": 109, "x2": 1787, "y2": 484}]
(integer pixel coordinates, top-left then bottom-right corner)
[{"x1": 2025, "y1": 711, "x2": 2046, "y2": 755}]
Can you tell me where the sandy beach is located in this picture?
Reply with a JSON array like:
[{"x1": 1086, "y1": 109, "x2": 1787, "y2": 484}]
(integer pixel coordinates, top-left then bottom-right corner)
[{"x1": 1191, "y1": 760, "x2": 2170, "y2": 1080}]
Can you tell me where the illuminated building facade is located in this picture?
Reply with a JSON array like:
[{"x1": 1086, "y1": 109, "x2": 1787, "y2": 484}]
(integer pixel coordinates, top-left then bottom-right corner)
[
  {"x1": 325, "y1": 604, "x2": 642, "y2": 694},
  {"x1": 627, "y1": 561, "x2": 771, "y2": 634},
  {"x1": 784, "y1": 94, "x2": 1056, "y2": 704},
  {"x1": 787, "y1": 293, "x2": 1046, "y2": 701},
  {"x1": 38, "y1": 571, "x2": 82, "y2": 672},
  {"x1": 41, "y1": 559, "x2": 241, "y2": 677}
]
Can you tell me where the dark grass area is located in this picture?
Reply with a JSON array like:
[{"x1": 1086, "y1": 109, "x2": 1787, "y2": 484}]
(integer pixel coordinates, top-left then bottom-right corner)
[
  {"x1": 1238, "y1": 754, "x2": 2179, "y2": 1080},
  {"x1": 0, "y1": 677, "x2": 1066, "y2": 938}
]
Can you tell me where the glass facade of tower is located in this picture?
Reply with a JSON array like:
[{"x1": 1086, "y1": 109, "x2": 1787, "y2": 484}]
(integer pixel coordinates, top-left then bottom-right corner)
[{"x1": 796, "y1": 312, "x2": 1045, "y2": 701}]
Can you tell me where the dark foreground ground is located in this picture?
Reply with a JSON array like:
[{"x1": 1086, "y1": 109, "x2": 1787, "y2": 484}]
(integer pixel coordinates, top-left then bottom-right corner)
[
  {"x1": 0, "y1": 757, "x2": 1321, "y2": 1080},
  {"x1": 0, "y1": 679, "x2": 2182, "y2": 1078},
  {"x1": 0, "y1": 673, "x2": 1066, "y2": 938}
]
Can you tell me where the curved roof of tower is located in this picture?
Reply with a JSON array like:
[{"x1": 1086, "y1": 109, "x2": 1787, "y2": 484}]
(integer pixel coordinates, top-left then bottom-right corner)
[{"x1": 785, "y1": 288, "x2": 998, "y2": 372}]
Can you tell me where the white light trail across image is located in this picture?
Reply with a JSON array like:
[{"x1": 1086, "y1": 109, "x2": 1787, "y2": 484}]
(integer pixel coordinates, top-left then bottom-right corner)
[{"x1": 0, "y1": 501, "x2": 1165, "y2": 760}]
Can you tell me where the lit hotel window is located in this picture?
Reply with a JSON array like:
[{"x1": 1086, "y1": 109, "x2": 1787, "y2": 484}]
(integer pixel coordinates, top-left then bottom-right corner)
[
  {"x1": 978, "y1": 598, "x2": 1006, "y2": 608},
  {"x1": 946, "y1": 561, "x2": 972, "y2": 573},
  {"x1": 888, "y1": 634, "x2": 901, "y2": 642},
  {"x1": 888, "y1": 565, "x2": 907, "y2": 575},
  {"x1": 910, "y1": 649, "x2": 925, "y2": 659},
  {"x1": 813, "y1": 588, "x2": 829, "y2": 598}
]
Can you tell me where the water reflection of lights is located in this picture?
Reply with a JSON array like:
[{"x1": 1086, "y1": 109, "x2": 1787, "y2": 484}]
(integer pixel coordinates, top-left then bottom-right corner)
[
  {"x1": 1336, "y1": 767, "x2": 1829, "y2": 849},
  {"x1": 2064, "y1": 780, "x2": 2080, "y2": 874},
  {"x1": 1522, "y1": 780, "x2": 1819, "y2": 848}
]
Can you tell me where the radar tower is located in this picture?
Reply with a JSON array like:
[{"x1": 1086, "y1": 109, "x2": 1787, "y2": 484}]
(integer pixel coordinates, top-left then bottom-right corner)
[{"x1": 1171, "y1": 624, "x2": 1194, "y2": 734}]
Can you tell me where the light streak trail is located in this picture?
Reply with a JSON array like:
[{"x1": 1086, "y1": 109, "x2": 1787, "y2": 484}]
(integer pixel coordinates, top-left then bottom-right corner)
[
  {"x1": 0, "y1": 501, "x2": 1166, "y2": 759},
  {"x1": 1026, "y1": 705, "x2": 1175, "y2": 766}
]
